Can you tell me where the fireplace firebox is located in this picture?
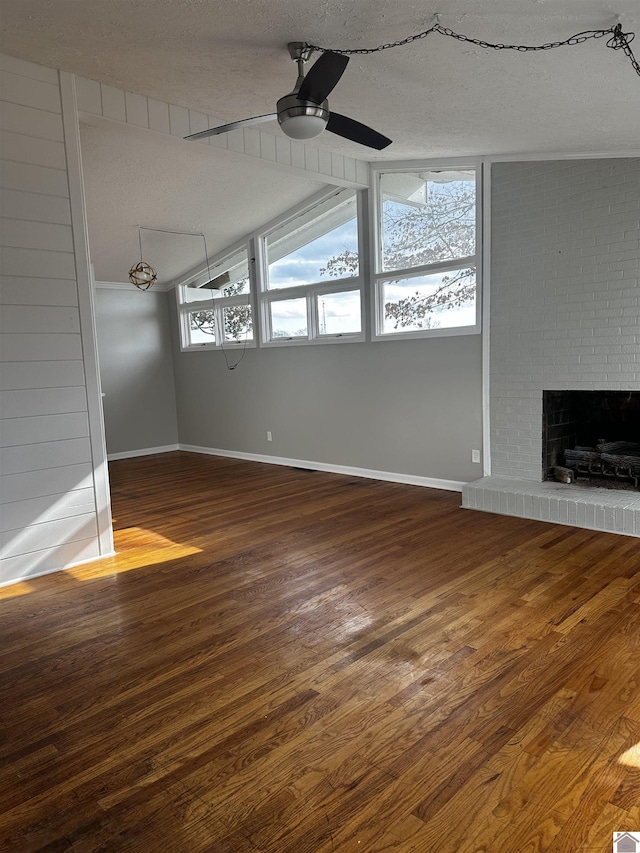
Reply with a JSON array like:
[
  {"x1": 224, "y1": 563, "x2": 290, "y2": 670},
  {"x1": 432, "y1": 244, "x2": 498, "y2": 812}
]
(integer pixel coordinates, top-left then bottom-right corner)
[{"x1": 542, "y1": 391, "x2": 640, "y2": 490}]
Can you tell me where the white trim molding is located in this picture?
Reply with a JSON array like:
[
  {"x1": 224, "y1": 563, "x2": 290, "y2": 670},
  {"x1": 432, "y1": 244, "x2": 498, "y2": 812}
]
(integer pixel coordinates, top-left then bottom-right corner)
[
  {"x1": 107, "y1": 444, "x2": 180, "y2": 461},
  {"x1": 95, "y1": 280, "x2": 175, "y2": 292},
  {"x1": 179, "y1": 444, "x2": 465, "y2": 492},
  {"x1": 60, "y1": 71, "x2": 114, "y2": 558}
]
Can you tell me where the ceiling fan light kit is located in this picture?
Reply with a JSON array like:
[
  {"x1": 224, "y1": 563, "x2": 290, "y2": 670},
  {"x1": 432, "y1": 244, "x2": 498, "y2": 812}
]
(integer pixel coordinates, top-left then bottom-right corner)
[{"x1": 276, "y1": 94, "x2": 328, "y2": 140}]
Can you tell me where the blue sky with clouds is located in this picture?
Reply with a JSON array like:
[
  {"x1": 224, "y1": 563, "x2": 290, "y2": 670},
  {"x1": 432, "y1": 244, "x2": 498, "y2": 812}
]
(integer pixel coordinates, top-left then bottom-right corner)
[{"x1": 268, "y1": 219, "x2": 358, "y2": 289}]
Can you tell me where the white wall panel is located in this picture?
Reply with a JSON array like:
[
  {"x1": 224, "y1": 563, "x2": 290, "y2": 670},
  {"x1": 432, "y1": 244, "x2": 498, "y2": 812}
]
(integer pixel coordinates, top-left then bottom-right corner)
[
  {"x1": 0, "y1": 360, "x2": 85, "y2": 390},
  {"x1": 188, "y1": 110, "x2": 208, "y2": 136},
  {"x1": 0, "y1": 218, "x2": 74, "y2": 252},
  {"x1": 0, "y1": 333, "x2": 83, "y2": 361},
  {"x1": 0, "y1": 54, "x2": 112, "y2": 584},
  {"x1": 0, "y1": 129, "x2": 67, "y2": 170},
  {"x1": 125, "y1": 91, "x2": 148, "y2": 127},
  {"x1": 0, "y1": 55, "x2": 58, "y2": 84},
  {"x1": 304, "y1": 146, "x2": 319, "y2": 174},
  {"x1": 101, "y1": 84, "x2": 126, "y2": 122},
  {"x1": 0, "y1": 277, "x2": 77, "y2": 306},
  {"x1": 0, "y1": 71, "x2": 61, "y2": 113},
  {"x1": 0, "y1": 412, "x2": 89, "y2": 447},
  {"x1": 0, "y1": 190, "x2": 71, "y2": 225},
  {"x1": 148, "y1": 98, "x2": 170, "y2": 134},
  {"x1": 0, "y1": 487, "x2": 96, "y2": 533},
  {"x1": 318, "y1": 148, "x2": 332, "y2": 178},
  {"x1": 0, "y1": 101, "x2": 64, "y2": 141},
  {"x1": 259, "y1": 133, "x2": 277, "y2": 163},
  {"x1": 0, "y1": 160, "x2": 69, "y2": 196},
  {"x1": 0, "y1": 437, "x2": 91, "y2": 476},
  {"x1": 169, "y1": 104, "x2": 189, "y2": 138},
  {"x1": 74, "y1": 75, "x2": 101, "y2": 115},
  {"x1": 0, "y1": 304, "x2": 80, "y2": 334},
  {"x1": 0, "y1": 246, "x2": 76, "y2": 279},
  {"x1": 0, "y1": 462, "x2": 94, "y2": 504},
  {"x1": 0, "y1": 386, "x2": 87, "y2": 418},
  {"x1": 0, "y1": 512, "x2": 98, "y2": 559},
  {"x1": 0, "y1": 537, "x2": 100, "y2": 585}
]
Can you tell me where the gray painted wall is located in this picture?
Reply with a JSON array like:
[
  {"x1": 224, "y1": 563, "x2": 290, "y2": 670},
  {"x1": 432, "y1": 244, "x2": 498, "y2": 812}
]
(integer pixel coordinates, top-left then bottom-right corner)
[
  {"x1": 170, "y1": 302, "x2": 483, "y2": 483},
  {"x1": 95, "y1": 287, "x2": 179, "y2": 455}
]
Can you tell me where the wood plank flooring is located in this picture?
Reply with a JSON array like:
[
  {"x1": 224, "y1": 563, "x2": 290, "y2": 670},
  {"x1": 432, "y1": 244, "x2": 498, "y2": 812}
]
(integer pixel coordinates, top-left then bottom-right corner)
[{"x1": 1, "y1": 451, "x2": 639, "y2": 852}]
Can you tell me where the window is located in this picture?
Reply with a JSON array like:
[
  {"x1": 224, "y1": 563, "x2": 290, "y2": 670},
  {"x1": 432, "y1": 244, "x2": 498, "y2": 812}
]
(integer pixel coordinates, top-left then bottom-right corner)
[
  {"x1": 260, "y1": 189, "x2": 364, "y2": 344},
  {"x1": 177, "y1": 245, "x2": 254, "y2": 350},
  {"x1": 373, "y1": 167, "x2": 479, "y2": 338},
  {"x1": 176, "y1": 162, "x2": 481, "y2": 351}
]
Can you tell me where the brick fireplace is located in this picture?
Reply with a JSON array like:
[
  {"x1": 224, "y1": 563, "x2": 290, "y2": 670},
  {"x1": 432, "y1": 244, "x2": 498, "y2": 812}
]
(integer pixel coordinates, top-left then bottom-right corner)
[{"x1": 463, "y1": 157, "x2": 640, "y2": 536}]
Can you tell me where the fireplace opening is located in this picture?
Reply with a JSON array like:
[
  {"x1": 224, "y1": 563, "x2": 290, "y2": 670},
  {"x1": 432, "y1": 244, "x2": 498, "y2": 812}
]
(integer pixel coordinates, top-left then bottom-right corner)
[{"x1": 542, "y1": 391, "x2": 640, "y2": 490}]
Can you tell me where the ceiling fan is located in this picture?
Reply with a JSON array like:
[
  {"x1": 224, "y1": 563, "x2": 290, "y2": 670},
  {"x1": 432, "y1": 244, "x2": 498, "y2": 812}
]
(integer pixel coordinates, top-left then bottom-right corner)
[{"x1": 184, "y1": 42, "x2": 392, "y2": 151}]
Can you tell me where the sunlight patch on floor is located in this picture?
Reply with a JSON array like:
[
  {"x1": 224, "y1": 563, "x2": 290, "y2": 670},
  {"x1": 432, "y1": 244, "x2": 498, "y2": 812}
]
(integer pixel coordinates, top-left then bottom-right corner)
[
  {"x1": 619, "y1": 741, "x2": 640, "y2": 767},
  {"x1": 0, "y1": 581, "x2": 35, "y2": 600},
  {"x1": 68, "y1": 527, "x2": 202, "y2": 580}
]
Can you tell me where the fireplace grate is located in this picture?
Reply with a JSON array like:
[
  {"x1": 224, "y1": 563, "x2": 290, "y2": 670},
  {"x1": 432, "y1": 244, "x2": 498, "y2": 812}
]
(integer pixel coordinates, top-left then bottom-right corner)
[{"x1": 564, "y1": 441, "x2": 640, "y2": 490}]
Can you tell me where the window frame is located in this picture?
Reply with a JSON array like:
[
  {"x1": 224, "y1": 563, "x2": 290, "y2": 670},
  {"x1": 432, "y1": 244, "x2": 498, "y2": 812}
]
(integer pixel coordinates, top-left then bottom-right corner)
[
  {"x1": 257, "y1": 187, "x2": 366, "y2": 347},
  {"x1": 370, "y1": 158, "x2": 482, "y2": 342},
  {"x1": 175, "y1": 239, "x2": 256, "y2": 352}
]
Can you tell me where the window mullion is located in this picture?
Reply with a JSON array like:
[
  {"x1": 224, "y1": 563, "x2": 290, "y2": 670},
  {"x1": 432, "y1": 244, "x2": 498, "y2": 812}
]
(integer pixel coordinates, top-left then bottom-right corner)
[
  {"x1": 308, "y1": 290, "x2": 317, "y2": 340},
  {"x1": 375, "y1": 255, "x2": 477, "y2": 282}
]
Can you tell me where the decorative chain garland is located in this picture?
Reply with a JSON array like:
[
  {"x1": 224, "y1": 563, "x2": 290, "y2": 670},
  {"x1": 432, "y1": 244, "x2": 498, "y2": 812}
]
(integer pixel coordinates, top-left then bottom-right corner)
[{"x1": 309, "y1": 22, "x2": 640, "y2": 78}]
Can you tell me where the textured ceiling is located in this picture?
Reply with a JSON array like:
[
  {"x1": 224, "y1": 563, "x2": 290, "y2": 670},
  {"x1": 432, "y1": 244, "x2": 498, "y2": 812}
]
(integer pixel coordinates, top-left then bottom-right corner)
[
  {"x1": 2, "y1": 0, "x2": 638, "y2": 286},
  {"x1": 1, "y1": 0, "x2": 639, "y2": 158}
]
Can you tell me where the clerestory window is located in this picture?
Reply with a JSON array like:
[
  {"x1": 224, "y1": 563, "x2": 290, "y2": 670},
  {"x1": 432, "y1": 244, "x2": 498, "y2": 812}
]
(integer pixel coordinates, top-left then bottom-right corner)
[
  {"x1": 372, "y1": 165, "x2": 480, "y2": 339},
  {"x1": 177, "y1": 245, "x2": 254, "y2": 351},
  {"x1": 259, "y1": 189, "x2": 365, "y2": 344},
  {"x1": 175, "y1": 161, "x2": 481, "y2": 351}
]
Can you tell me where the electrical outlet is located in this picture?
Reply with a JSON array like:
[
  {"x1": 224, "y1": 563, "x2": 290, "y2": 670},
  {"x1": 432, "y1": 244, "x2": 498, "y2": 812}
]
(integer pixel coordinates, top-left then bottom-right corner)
[
  {"x1": 472, "y1": 449, "x2": 481, "y2": 463},
  {"x1": 266, "y1": 431, "x2": 272, "y2": 442}
]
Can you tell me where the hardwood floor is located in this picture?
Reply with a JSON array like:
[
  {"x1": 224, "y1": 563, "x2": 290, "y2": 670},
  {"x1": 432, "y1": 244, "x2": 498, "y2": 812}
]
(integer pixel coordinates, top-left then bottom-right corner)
[{"x1": 1, "y1": 451, "x2": 639, "y2": 852}]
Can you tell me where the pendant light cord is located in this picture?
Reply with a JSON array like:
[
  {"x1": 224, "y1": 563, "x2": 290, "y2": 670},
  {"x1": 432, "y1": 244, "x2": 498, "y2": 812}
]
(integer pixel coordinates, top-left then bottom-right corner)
[
  {"x1": 137, "y1": 226, "x2": 248, "y2": 371},
  {"x1": 310, "y1": 21, "x2": 639, "y2": 78}
]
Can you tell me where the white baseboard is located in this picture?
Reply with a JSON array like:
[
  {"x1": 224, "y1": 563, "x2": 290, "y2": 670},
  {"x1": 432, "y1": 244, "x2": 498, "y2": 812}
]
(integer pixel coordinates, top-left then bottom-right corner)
[
  {"x1": 107, "y1": 444, "x2": 180, "y2": 461},
  {"x1": 179, "y1": 444, "x2": 464, "y2": 493},
  {"x1": 0, "y1": 550, "x2": 117, "y2": 588}
]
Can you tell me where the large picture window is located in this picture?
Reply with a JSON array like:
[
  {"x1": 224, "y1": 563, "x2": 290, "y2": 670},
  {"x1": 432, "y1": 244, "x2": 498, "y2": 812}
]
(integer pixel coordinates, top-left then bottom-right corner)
[
  {"x1": 373, "y1": 167, "x2": 479, "y2": 338},
  {"x1": 260, "y1": 189, "x2": 364, "y2": 344},
  {"x1": 177, "y1": 246, "x2": 254, "y2": 350},
  {"x1": 176, "y1": 161, "x2": 481, "y2": 352}
]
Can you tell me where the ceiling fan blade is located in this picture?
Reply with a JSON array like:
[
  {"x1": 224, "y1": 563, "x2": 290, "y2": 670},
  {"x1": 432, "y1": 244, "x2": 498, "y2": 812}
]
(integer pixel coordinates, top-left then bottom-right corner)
[
  {"x1": 326, "y1": 112, "x2": 392, "y2": 150},
  {"x1": 184, "y1": 114, "x2": 277, "y2": 141},
  {"x1": 297, "y1": 51, "x2": 349, "y2": 104}
]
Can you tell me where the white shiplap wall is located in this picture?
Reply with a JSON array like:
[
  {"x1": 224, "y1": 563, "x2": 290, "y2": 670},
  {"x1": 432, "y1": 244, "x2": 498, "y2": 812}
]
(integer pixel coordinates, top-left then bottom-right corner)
[{"x1": 0, "y1": 54, "x2": 112, "y2": 585}]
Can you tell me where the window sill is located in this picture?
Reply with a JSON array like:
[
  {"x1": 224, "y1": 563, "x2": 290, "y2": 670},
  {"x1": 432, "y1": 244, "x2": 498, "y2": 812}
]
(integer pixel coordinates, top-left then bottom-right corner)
[
  {"x1": 372, "y1": 324, "x2": 481, "y2": 342},
  {"x1": 260, "y1": 334, "x2": 365, "y2": 348}
]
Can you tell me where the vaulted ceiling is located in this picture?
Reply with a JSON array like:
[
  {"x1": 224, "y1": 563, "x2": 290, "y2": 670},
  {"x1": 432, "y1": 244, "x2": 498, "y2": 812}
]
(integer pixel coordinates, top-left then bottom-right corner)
[{"x1": 2, "y1": 0, "x2": 638, "y2": 283}]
